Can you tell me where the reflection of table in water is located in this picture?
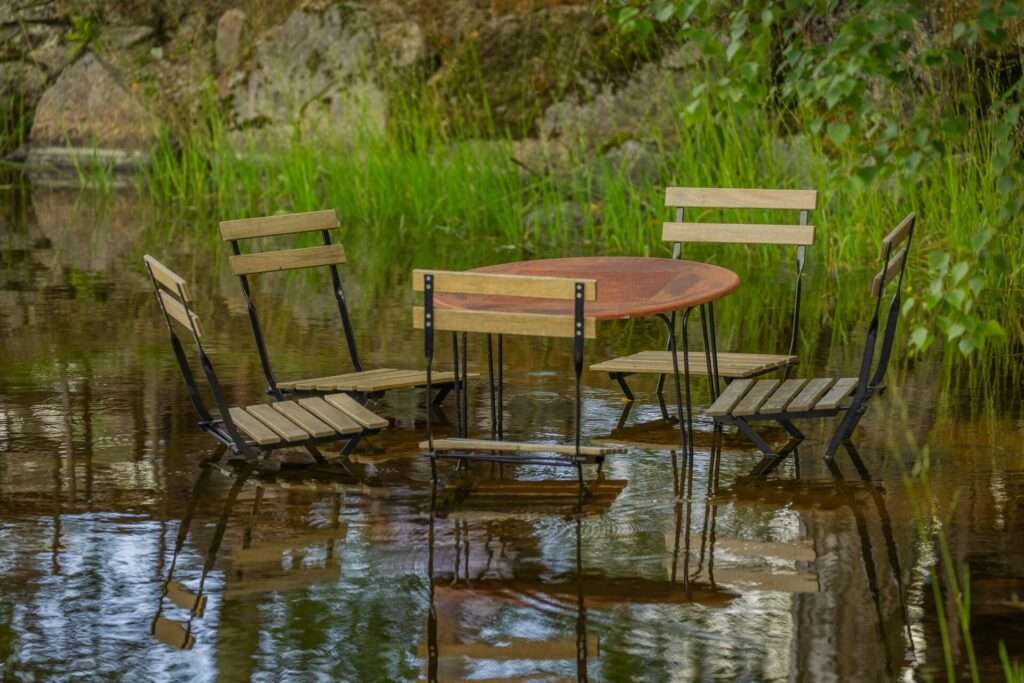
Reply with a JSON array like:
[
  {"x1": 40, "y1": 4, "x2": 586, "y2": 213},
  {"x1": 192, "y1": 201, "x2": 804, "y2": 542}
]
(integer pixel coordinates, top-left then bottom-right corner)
[{"x1": 151, "y1": 465, "x2": 365, "y2": 650}]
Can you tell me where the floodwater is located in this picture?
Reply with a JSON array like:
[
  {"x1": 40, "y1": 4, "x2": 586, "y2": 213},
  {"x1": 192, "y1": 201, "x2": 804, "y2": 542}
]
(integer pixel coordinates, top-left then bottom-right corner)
[{"x1": 1, "y1": 182, "x2": 1022, "y2": 682}]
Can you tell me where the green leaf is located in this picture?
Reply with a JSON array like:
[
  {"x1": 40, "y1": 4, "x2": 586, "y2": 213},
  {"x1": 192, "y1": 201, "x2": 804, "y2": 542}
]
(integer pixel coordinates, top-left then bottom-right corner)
[
  {"x1": 654, "y1": 2, "x2": 676, "y2": 22},
  {"x1": 952, "y1": 22, "x2": 966, "y2": 40},
  {"x1": 958, "y1": 337, "x2": 977, "y2": 355},
  {"x1": 951, "y1": 261, "x2": 969, "y2": 284},
  {"x1": 726, "y1": 40, "x2": 742, "y2": 63},
  {"x1": 945, "y1": 322, "x2": 966, "y2": 341},
  {"x1": 910, "y1": 327, "x2": 931, "y2": 351},
  {"x1": 827, "y1": 122, "x2": 851, "y2": 145}
]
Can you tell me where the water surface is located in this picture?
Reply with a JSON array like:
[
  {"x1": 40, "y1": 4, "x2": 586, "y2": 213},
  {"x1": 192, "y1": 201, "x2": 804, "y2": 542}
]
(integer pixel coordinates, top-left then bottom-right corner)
[{"x1": 1, "y1": 182, "x2": 1022, "y2": 681}]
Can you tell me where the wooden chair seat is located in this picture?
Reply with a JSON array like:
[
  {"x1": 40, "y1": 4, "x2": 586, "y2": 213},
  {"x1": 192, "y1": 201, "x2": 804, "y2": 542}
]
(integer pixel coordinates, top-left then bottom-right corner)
[
  {"x1": 590, "y1": 351, "x2": 798, "y2": 379},
  {"x1": 707, "y1": 377, "x2": 858, "y2": 418},
  {"x1": 277, "y1": 368, "x2": 473, "y2": 393},
  {"x1": 227, "y1": 394, "x2": 388, "y2": 447},
  {"x1": 420, "y1": 438, "x2": 625, "y2": 462}
]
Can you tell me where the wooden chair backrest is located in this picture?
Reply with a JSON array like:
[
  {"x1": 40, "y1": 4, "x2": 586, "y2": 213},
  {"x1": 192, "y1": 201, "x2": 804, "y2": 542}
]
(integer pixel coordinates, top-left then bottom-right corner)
[
  {"x1": 412, "y1": 269, "x2": 598, "y2": 339},
  {"x1": 871, "y1": 213, "x2": 915, "y2": 297},
  {"x1": 219, "y1": 209, "x2": 346, "y2": 275},
  {"x1": 144, "y1": 255, "x2": 202, "y2": 338},
  {"x1": 661, "y1": 187, "x2": 818, "y2": 246}
]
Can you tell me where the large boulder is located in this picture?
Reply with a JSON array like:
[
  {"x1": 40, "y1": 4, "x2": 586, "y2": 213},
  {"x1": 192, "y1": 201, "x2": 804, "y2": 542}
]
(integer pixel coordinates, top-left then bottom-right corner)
[
  {"x1": 28, "y1": 52, "x2": 158, "y2": 165},
  {"x1": 226, "y1": 3, "x2": 387, "y2": 144}
]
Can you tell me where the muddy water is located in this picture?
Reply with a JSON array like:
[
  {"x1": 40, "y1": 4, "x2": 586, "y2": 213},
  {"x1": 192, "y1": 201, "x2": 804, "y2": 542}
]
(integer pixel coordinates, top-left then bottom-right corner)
[{"x1": 1, "y1": 183, "x2": 1022, "y2": 682}]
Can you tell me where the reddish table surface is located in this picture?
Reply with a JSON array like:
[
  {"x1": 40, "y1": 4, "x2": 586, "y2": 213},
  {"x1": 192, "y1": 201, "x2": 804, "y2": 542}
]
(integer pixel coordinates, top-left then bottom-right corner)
[{"x1": 436, "y1": 256, "x2": 740, "y2": 320}]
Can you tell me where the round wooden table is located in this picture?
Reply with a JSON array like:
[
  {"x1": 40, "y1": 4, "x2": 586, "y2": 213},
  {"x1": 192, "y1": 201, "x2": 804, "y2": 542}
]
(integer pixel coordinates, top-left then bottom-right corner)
[
  {"x1": 437, "y1": 256, "x2": 741, "y2": 460},
  {"x1": 440, "y1": 256, "x2": 740, "y2": 319}
]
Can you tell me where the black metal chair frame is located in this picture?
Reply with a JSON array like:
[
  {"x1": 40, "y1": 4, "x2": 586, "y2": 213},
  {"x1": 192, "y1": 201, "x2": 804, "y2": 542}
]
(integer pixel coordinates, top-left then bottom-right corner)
[
  {"x1": 610, "y1": 189, "x2": 816, "y2": 403},
  {"x1": 221, "y1": 214, "x2": 459, "y2": 407},
  {"x1": 144, "y1": 257, "x2": 378, "y2": 464},
  {"x1": 714, "y1": 214, "x2": 916, "y2": 465},
  {"x1": 419, "y1": 272, "x2": 603, "y2": 492}
]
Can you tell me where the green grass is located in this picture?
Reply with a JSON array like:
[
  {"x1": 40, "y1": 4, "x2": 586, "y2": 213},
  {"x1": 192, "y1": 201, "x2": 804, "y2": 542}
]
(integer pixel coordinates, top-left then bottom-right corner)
[{"x1": 137, "y1": 82, "x2": 1023, "y2": 383}]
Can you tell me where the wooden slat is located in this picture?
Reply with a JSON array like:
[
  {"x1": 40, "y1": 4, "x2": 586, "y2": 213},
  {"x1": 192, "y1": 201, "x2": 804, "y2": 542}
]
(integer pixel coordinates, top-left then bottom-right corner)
[
  {"x1": 159, "y1": 290, "x2": 202, "y2": 337},
  {"x1": 413, "y1": 270, "x2": 596, "y2": 301},
  {"x1": 272, "y1": 402, "x2": 336, "y2": 438},
  {"x1": 732, "y1": 380, "x2": 781, "y2": 416},
  {"x1": 166, "y1": 581, "x2": 206, "y2": 616},
  {"x1": 661, "y1": 222, "x2": 815, "y2": 246},
  {"x1": 413, "y1": 307, "x2": 596, "y2": 339},
  {"x1": 280, "y1": 368, "x2": 400, "y2": 391},
  {"x1": 664, "y1": 187, "x2": 817, "y2": 211},
  {"x1": 705, "y1": 379, "x2": 754, "y2": 417},
  {"x1": 787, "y1": 378, "x2": 836, "y2": 412},
  {"x1": 228, "y1": 244, "x2": 346, "y2": 275},
  {"x1": 144, "y1": 255, "x2": 190, "y2": 300},
  {"x1": 758, "y1": 379, "x2": 808, "y2": 414},
  {"x1": 152, "y1": 616, "x2": 195, "y2": 650},
  {"x1": 245, "y1": 404, "x2": 310, "y2": 442},
  {"x1": 871, "y1": 245, "x2": 908, "y2": 297},
  {"x1": 228, "y1": 407, "x2": 281, "y2": 445},
  {"x1": 323, "y1": 393, "x2": 389, "y2": 430},
  {"x1": 882, "y1": 213, "x2": 915, "y2": 253},
  {"x1": 590, "y1": 351, "x2": 797, "y2": 378},
  {"x1": 219, "y1": 209, "x2": 338, "y2": 240},
  {"x1": 816, "y1": 378, "x2": 858, "y2": 410},
  {"x1": 421, "y1": 438, "x2": 624, "y2": 457},
  {"x1": 296, "y1": 397, "x2": 363, "y2": 434}
]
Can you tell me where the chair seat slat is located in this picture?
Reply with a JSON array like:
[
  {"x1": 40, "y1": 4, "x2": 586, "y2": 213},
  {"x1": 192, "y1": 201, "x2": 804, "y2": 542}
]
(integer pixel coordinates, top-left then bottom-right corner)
[
  {"x1": 228, "y1": 407, "x2": 281, "y2": 445},
  {"x1": 296, "y1": 397, "x2": 364, "y2": 435},
  {"x1": 787, "y1": 378, "x2": 836, "y2": 412},
  {"x1": 245, "y1": 404, "x2": 309, "y2": 442},
  {"x1": 758, "y1": 379, "x2": 807, "y2": 414},
  {"x1": 815, "y1": 378, "x2": 858, "y2": 410},
  {"x1": 271, "y1": 402, "x2": 336, "y2": 438},
  {"x1": 590, "y1": 351, "x2": 797, "y2": 379},
  {"x1": 732, "y1": 380, "x2": 781, "y2": 416},
  {"x1": 324, "y1": 394, "x2": 389, "y2": 430},
  {"x1": 706, "y1": 379, "x2": 754, "y2": 416},
  {"x1": 421, "y1": 438, "x2": 624, "y2": 457}
]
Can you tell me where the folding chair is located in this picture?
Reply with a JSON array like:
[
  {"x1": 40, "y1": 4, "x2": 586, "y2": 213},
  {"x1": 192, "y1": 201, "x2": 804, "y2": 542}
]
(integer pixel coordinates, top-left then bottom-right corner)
[
  {"x1": 412, "y1": 269, "x2": 624, "y2": 492},
  {"x1": 591, "y1": 186, "x2": 817, "y2": 401},
  {"x1": 219, "y1": 210, "x2": 472, "y2": 404},
  {"x1": 144, "y1": 255, "x2": 387, "y2": 465},
  {"x1": 706, "y1": 213, "x2": 916, "y2": 469}
]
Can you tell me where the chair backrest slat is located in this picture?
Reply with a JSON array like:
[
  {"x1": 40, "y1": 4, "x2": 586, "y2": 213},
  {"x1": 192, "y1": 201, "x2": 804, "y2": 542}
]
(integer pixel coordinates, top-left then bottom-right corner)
[
  {"x1": 871, "y1": 245, "x2": 908, "y2": 298},
  {"x1": 144, "y1": 255, "x2": 201, "y2": 338},
  {"x1": 146, "y1": 256, "x2": 192, "y2": 301},
  {"x1": 412, "y1": 307, "x2": 596, "y2": 339},
  {"x1": 881, "y1": 212, "x2": 915, "y2": 253},
  {"x1": 219, "y1": 209, "x2": 338, "y2": 241},
  {"x1": 228, "y1": 244, "x2": 346, "y2": 275},
  {"x1": 159, "y1": 289, "x2": 202, "y2": 337},
  {"x1": 413, "y1": 269, "x2": 597, "y2": 340},
  {"x1": 664, "y1": 187, "x2": 818, "y2": 211},
  {"x1": 411, "y1": 269, "x2": 596, "y2": 301},
  {"x1": 661, "y1": 222, "x2": 815, "y2": 246}
]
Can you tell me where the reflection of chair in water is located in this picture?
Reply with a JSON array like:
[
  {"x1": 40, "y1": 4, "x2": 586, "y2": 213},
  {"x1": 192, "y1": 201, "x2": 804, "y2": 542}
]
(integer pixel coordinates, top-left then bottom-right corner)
[
  {"x1": 716, "y1": 442, "x2": 915, "y2": 675},
  {"x1": 150, "y1": 466, "x2": 350, "y2": 649},
  {"x1": 144, "y1": 255, "x2": 388, "y2": 466},
  {"x1": 423, "y1": 480, "x2": 739, "y2": 682}
]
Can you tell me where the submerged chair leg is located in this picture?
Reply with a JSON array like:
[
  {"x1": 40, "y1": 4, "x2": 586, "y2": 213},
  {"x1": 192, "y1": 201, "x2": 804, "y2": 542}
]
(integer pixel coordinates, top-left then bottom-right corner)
[
  {"x1": 611, "y1": 374, "x2": 635, "y2": 402},
  {"x1": 824, "y1": 398, "x2": 869, "y2": 459}
]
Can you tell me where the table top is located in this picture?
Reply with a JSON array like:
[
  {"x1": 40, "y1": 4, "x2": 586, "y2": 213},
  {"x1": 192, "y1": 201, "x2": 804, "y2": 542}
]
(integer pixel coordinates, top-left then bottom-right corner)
[{"x1": 437, "y1": 256, "x2": 740, "y2": 320}]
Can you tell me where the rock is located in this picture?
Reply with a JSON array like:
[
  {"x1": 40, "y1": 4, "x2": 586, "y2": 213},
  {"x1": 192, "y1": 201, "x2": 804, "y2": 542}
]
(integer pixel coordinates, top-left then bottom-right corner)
[
  {"x1": 29, "y1": 52, "x2": 157, "y2": 152},
  {"x1": 216, "y1": 9, "x2": 247, "y2": 72},
  {"x1": 601, "y1": 140, "x2": 660, "y2": 187},
  {"x1": 429, "y1": 6, "x2": 651, "y2": 135},
  {"x1": 0, "y1": 61, "x2": 47, "y2": 101},
  {"x1": 378, "y1": 20, "x2": 426, "y2": 68},
  {"x1": 539, "y1": 44, "x2": 699, "y2": 151},
  {"x1": 522, "y1": 201, "x2": 584, "y2": 233},
  {"x1": 228, "y1": 4, "x2": 386, "y2": 141},
  {"x1": 27, "y1": 35, "x2": 75, "y2": 77},
  {"x1": 103, "y1": 25, "x2": 154, "y2": 48}
]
